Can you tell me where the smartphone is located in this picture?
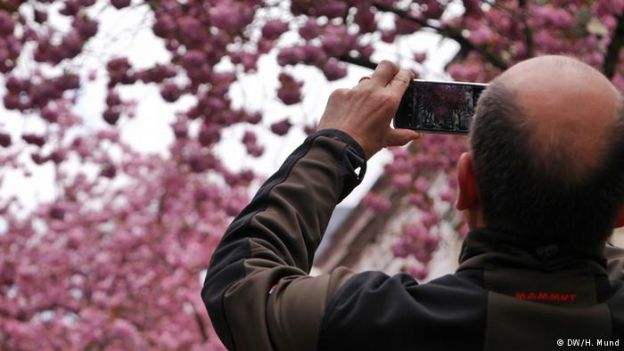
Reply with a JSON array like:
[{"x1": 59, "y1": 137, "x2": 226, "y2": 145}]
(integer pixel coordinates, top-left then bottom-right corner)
[{"x1": 393, "y1": 80, "x2": 488, "y2": 134}]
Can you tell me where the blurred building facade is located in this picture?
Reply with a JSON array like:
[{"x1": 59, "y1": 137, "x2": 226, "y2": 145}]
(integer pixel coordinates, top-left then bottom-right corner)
[
  {"x1": 313, "y1": 176, "x2": 624, "y2": 281},
  {"x1": 313, "y1": 171, "x2": 462, "y2": 281}
]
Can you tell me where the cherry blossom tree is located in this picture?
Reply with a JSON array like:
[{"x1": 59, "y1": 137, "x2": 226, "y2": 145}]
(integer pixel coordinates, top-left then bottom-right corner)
[{"x1": 1, "y1": 0, "x2": 623, "y2": 349}]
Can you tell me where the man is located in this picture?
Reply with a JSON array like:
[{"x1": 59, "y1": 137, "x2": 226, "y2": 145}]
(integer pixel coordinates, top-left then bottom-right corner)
[{"x1": 202, "y1": 56, "x2": 624, "y2": 351}]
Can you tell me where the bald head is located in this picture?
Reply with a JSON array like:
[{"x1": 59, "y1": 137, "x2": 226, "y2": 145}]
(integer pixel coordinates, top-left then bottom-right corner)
[
  {"x1": 494, "y1": 55, "x2": 622, "y2": 180},
  {"x1": 469, "y1": 55, "x2": 624, "y2": 248}
]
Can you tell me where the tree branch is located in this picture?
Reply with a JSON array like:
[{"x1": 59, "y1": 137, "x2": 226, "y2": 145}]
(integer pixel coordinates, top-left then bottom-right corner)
[
  {"x1": 604, "y1": 15, "x2": 624, "y2": 79},
  {"x1": 372, "y1": 2, "x2": 509, "y2": 70},
  {"x1": 518, "y1": 0, "x2": 534, "y2": 58},
  {"x1": 192, "y1": 305, "x2": 209, "y2": 342},
  {"x1": 0, "y1": 2, "x2": 20, "y2": 13},
  {"x1": 338, "y1": 54, "x2": 377, "y2": 69}
]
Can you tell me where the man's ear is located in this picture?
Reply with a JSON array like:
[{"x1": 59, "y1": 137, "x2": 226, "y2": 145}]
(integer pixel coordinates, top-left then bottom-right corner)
[
  {"x1": 615, "y1": 207, "x2": 624, "y2": 228},
  {"x1": 456, "y1": 152, "x2": 479, "y2": 211}
]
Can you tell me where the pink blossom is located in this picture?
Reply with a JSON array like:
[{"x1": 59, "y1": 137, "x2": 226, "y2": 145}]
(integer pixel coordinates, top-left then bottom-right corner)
[
  {"x1": 60, "y1": 0, "x2": 81, "y2": 16},
  {"x1": 257, "y1": 38, "x2": 274, "y2": 54},
  {"x1": 0, "y1": 10, "x2": 15, "y2": 35},
  {"x1": 422, "y1": 0, "x2": 443, "y2": 19},
  {"x1": 261, "y1": 20, "x2": 289, "y2": 41},
  {"x1": 177, "y1": 16, "x2": 204, "y2": 45},
  {"x1": 231, "y1": 51, "x2": 259, "y2": 72},
  {"x1": 209, "y1": 3, "x2": 250, "y2": 32},
  {"x1": 321, "y1": 24, "x2": 349, "y2": 57},
  {"x1": 100, "y1": 163, "x2": 117, "y2": 178},
  {"x1": 210, "y1": 71, "x2": 236, "y2": 86},
  {"x1": 34, "y1": 9, "x2": 48, "y2": 24},
  {"x1": 299, "y1": 19, "x2": 320, "y2": 40},
  {"x1": 315, "y1": 1, "x2": 348, "y2": 18},
  {"x1": 270, "y1": 118, "x2": 292, "y2": 136},
  {"x1": 355, "y1": 7, "x2": 376, "y2": 33},
  {"x1": 106, "y1": 90, "x2": 122, "y2": 107},
  {"x1": 395, "y1": 16, "x2": 420, "y2": 34},
  {"x1": 160, "y1": 82, "x2": 182, "y2": 102},
  {"x1": 392, "y1": 241, "x2": 411, "y2": 258},
  {"x1": 277, "y1": 47, "x2": 305, "y2": 66},
  {"x1": 276, "y1": 72, "x2": 303, "y2": 105},
  {"x1": 406, "y1": 265, "x2": 429, "y2": 281},
  {"x1": 357, "y1": 43, "x2": 374, "y2": 59},
  {"x1": 73, "y1": 14, "x2": 98, "y2": 38},
  {"x1": 531, "y1": 6, "x2": 575, "y2": 29},
  {"x1": 111, "y1": 0, "x2": 131, "y2": 9},
  {"x1": 414, "y1": 177, "x2": 429, "y2": 193},
  {"x1": 139, "y1": 64, "x2": 177, "y2": 83},
  {"x1": 322, "y1": 58, "x2": 347, "y2": 81},
  {"x1": 391, "y1": 174, "x2": 412, "y2": 190},
  {"x1": 242, "y1": 130, "x2": 256, "y2": 143},
  {"x1": 462, "y1": 0, "x2": 483, "y2": 19},
  {"x1": 247, "y1": 144, "x2": 264, "y2": 157},
  {"x1": 413, "y1": 52, "x2": 427, "y2": 63},
  {"x1": 469, "y1": 28, "x2": 491, "y2": 46},
  {"x1": 421, "y1": 212, "x2": 439, "y2": 230},
  {"x1": 182, "y1": 50, "x2": 206, "y2": 70},
  {"x1": 245, "y1": 112, "x2": 263, "y2": 125},
  {"x1": 41, "y1": 105, "x2": 59, "y2": 123},
  {"x1": 103, "y1": 108, "x2": 121, "y2": 125},
  {"x1": 0, "y1": 132, "x2": 11, "y2": 147},
  {"x1": 107, "y1": 57, "x2": 131, "y2": 85},
  {"x1": 381, "y1": 29, "x2": 396, "y2": 43},
  {"x1": 447, "y1": 62, "x2": 482, "y2": 82},
  {"x1": 22, "y1": 133, "x2": 46, "y2": 147},
  {"x1": 153, "y1": 14, "x2": 176, "y2": 38},
  {"x1": 362, "y1": 193, "x2": 391, "y2": 213},
  {"x1": 5, "y1": 75, "x2": 27, "y2": 93},
  {"x1": 3, "y1": 92, "x2": 19, "y2": 110},
  {"x1": 302, "y1": 45, "x2": 327, "y2": 65},
  {"x1": 198, "y1": 124, "x2": 221, "y2": 146},
  {"x1": 403, "y1": 223, "x2": 427, "y2": 240},
  {"x1": 439, "y1": 188, "x2": 455, "y2": 203}
]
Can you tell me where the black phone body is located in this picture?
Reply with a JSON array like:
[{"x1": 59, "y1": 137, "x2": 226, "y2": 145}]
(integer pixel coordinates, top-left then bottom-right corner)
[{"x1": 393, "y1": 80, "x2": 488, "y2": 134}]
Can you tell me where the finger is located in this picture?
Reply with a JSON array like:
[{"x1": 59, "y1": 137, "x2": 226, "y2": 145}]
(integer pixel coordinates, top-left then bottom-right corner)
[
  {"x1": 386, "y1": 69, "x2": 412, "y2": 96},
  {"x1": 370, "y1": 60, "x2": 399, "y2": 86},
  {"x1": 386, "y1": 128, "x2": 421, "y2": 147},
  {"x1": 355, "y1": 75, "x2": 372, "y2": 89}
]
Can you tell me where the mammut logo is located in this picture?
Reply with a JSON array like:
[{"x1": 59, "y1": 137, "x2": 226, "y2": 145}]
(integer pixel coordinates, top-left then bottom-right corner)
[{"x1": 514, "y1": 292, "x2": 577, "y2": 303}]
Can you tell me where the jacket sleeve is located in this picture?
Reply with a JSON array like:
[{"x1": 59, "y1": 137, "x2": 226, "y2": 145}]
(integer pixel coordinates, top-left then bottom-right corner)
[
  {"x1": 605, "y1": 242, "x2": 624, "y2": 280},
  {"x1": 202, "y1": 129, "x2": 367, "y2": 351}
]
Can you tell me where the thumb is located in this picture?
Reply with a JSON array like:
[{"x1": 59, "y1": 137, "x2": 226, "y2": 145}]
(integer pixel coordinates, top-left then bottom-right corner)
[{"x1": 386, "y1": 128, "x2": 421, "y2": 147}]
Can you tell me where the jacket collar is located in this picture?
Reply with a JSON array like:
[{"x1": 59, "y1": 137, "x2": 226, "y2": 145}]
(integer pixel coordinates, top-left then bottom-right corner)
[{"x1": 457, "y1": 227, "x2": 607, "y2": 273}]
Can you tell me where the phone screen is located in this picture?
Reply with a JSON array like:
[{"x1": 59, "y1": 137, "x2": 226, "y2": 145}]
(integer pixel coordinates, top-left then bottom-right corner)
[{"x1": 394, "y1": 80, "x2": 487, "y2": 134}]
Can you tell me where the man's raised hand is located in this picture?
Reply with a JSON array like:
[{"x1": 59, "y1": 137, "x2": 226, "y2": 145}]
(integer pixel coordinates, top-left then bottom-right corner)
[{"x1": 318, "y1": 60, "x2": 420, "y2": 159}]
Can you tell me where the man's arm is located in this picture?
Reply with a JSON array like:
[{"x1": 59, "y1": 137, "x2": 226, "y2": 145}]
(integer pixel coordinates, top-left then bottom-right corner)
[
  {"x1": 202, "y1": 129, "x2": 365, "y2": 350},
  {"x1": 202, "y1": 61, "x2": 418, "y2": 351}
]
